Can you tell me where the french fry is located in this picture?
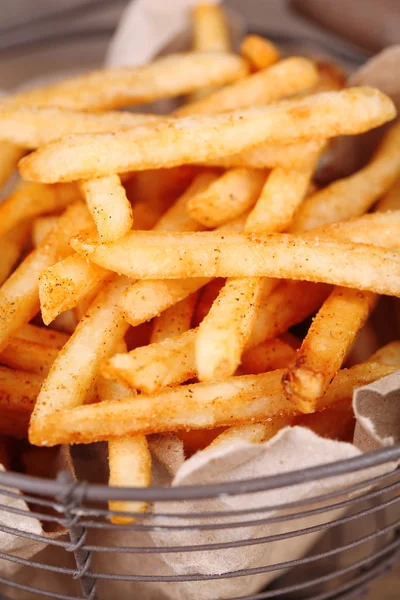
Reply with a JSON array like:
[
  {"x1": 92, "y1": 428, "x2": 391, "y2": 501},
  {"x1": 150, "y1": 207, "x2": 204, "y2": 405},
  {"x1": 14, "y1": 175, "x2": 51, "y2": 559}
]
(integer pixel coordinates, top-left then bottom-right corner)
[
  {"x1": 15, "y1": 323, "x2": 69, "y2": 349},
  {"x1": 0, "y1": 203, "x2": 92, "y2": 353},
  {"x1": 0, "y1": 181, "x2": 80, "y2": 237},
  {"x1": 240, "y1": 35, "x2": 280, "y2": 71},
  {"x1": 196, "y1": 277, "x2": 263, "y2": 381},
  {"x1": 179, "y1": 57, "x2": 319, "y2": 116},
  {"x1": 240, "y1": 338, "x2": 296, "y2": 374},
  {"x1": 282, "y1": 288, "x2": 377, "y2": 414},
  {"x1": 103, "y1": 328, "x2": 198, "y2": 393},
  {"x1": 20, "y1": 88, "x2": 395, "y2": 182},
  {"x1": 292, "y1": 120, "x2": 400, "y2": 231},
  {"x1": 186, "y1": 168, "x2": 266, "y2": 227},
  {"x1": 0, "y1": 105, "x2": 158, "y2": 148},
  {"x1": 0, "y1": 142, "x2": 25, "y2": 190},
  {"x1": 0, "y1": 366, "x2": 43, "y2": 413},
  {"x1": 314, "y1": 211, "x2": 400, "y2": 249},
  {"x1": 80, "y1": 175, "x2": 133, "y2": 242},
  {"x1": 32, "y1": 216, "x2": 60, "y2": 247},
  {"x1": 369, "y1": 341, "x2": 400, "y2": 366},
  {"x1": 150, "y1": 293, "x2": 198, "y2": 343},
  {"x1": 0, "y1": 221, "x2": 31, "y2": 285},
  {"x1": 9, "y1": 53, "x2": 248, "y2": 111},
  {"x1": 192, "y1": 278, "x2": 225, "y2": 326},
  {"x1": 29, "y1": 276, "x2": 130, "y2": 444},
  {"x1": 33, "y1": 362, "x2": 397, "y2": 445},
  {"x1": 192, "y1": 3, "x2": 230, "y2": 53},
  {"x1": 377, "y1": 179, "x2": 400, "y2": 212},
  {"x1": 208, "y1": 415, "x2": 293, "y2": 448},
  {"x1": 0, "y1": 338, "x2": 58, "y2": 375},
  {"x1": 71, "y1": 230, "x2": 400, "y2": 297}
]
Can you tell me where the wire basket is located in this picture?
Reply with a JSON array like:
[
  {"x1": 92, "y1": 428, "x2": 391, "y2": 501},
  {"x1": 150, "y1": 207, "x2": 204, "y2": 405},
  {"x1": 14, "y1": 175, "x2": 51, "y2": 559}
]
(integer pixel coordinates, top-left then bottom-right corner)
[{"x1": 0, "y1": 445, "x2": 398, "y2": 600}]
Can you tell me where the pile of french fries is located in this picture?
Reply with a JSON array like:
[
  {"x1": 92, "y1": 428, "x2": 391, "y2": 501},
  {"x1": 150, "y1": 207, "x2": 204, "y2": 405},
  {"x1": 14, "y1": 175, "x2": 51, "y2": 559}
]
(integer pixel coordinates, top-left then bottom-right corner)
[{"x1": 0, "y1": 2, "x2": 400, "y2": 524}]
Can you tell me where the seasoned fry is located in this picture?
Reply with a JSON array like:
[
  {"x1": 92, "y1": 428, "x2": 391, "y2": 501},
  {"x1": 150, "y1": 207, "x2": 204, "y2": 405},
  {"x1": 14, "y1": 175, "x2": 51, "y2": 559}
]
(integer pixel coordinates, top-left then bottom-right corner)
[
  {"x1": 240, "y1": 35, "x2": 280, "y2": 71},
  {"x1": 103, "y1": 328, "x2": 197, "y2": 393},
  {"x1": 0, "y1": 142, "x2": 25, "y2": 190},
  {"x1": 150, "y1": 293, "x2": 198, "y2": 343},
  {"x1": 240, "y1": 338, "x2": 296, "y2": 374},
  {"x1": 209, "y1": 415, "x2": 293, "y2": 448},
  {"x1": 80, "y1": 175, "x2": 133, "y2": 242},
  {"x1": 39, "y1": 254, "x2": 108, "y2": 325},
  {"x1": 0, "y1": 338, "x2": 58, "y2": 375},
  {"x1": 20, "y1": 88, "x2": 395, "y2": 182},
  {"x1": 0, "y1": 203, "x2": 92, "y2": 352},
  {"x1": 282, "y1": 288, "x2": 377, "y2": 414},
  {"x1": 196, "y1": 277, "x2": 263, "y2": 381},
  {"x1": 34, "y1": 362, "x2": 397, "y2": 445},
  {"x1": 71, "y1": 230, "x2": 400, "y2": 297},
  {"x1": 32, "y1": 216, "x2": 59, "y2": 247},
  {"x1": 192, "y1": 3, "x2": 230, "y2": 53},
  {"x1": 292, "y1": 120, "x2": 400, "y2": 231},
  {"x1": 179, "y1": 57, "x2": 319, "y2": 116},
  {"x1": 9, "y1": 53, "x2": 248, "y2": 111},
  {"x1": 186, "y1": 168, "x2": 266, "y2": 227},
  {"x1": 0, "y1": 181, "x2": 80, "y2": 237},
  {"x1": 0, "y1": 221, "x2": 31, "y2": 285},
  {"x1": 29, "y1": 277, "x2": 130, "y2": 444},
  {"x1": 15, "y1": 323, "x2": 69, "y2": 349}
]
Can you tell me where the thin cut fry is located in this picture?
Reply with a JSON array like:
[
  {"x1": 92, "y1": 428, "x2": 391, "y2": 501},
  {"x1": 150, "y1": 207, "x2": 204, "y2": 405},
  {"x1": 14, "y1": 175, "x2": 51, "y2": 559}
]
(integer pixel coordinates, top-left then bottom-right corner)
[
  {"x1": 192, "y1": 3, "x2": 230, "y2": 53},
  {"x1": 240, "y1": 338, "x2": 296, "y2": 374},
  {"x1": 179, "y1": 57, "x2": 319, "y2": 116},
  {"x1": 240, "y1": 35, "x2": 280, "y2": 71},
  {"x1": 20, "y1": 88, "x2": 396, "y2": 182},
  {"x1": 0, "y1": 142, "x2": 25, "y2": 190},
  {"x1": 9, "y1": 53, "x2": 248, "y2": 111},
  {"x1": 292, "y1": 120, "x2": 400, "y2": 231},
  {"x1": 0, "y1": 338, "x2": 58, "y2": 375},
  {"x1": 71, "y1": 230, "x2": 400, "y2": 297},
  {"x1": 32, "y1": 216, "x2": 60, "y2": 247},
  {"x1": 34, "y1": 362, "x2": 397, "y2": 445},
  {"x1": 209, "y1": 415, "x2": 293, "y2": 448},
  {"x1": 186, "y1": 168, "x2": 266, "y2": 227},
  {"x1": 0, "y1": 181, "x2": 80, "y2": 237},
  {"x1": 29, "y1": 277, "x2": 130, "y2": 444},
  {"x1": 80, "y1": 175, "x2": 133, "y2": 242},
  {"x1": 15, "y1": 323, "x2": 69, "y2": 349},
  {"x1": 282, "y1": 288, "x2": 377, "y2": 414},
  {"x1": 150, "y1": 293, "x2": 198, "y2": 343},
  {"x1": 0, "y1": 203, "x2": 92, "y2": 352},
  {"x1": 0, "y1": 221, "x2": 31, "y2": 285}
]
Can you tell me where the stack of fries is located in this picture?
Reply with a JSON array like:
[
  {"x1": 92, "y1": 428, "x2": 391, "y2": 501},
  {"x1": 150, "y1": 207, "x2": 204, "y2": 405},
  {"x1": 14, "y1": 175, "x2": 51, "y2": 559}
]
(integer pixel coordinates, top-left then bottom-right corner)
[{"x1": 0, "y1": 2, "x2": 400, "y2": 524}]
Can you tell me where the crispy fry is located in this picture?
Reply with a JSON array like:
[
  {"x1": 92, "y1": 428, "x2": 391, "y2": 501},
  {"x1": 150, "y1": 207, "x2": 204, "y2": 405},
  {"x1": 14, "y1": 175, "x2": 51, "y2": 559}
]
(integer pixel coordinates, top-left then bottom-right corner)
[
  {"x1": 80, "y1": 175, "x2": 133, "y2": 242},
  {"x1": 240, "y1": 338, "x2": 296, "y2": 374},
  {"x1": 9, "y1": 53, "x2": 248, "y2": 111},
  {"x1": 240, "y1": 35, "x2": 280, "y2": 71},
  {"x1": 179, "y1": 57, "x2": 319, "y2": 116},
  {"x1": 71, "y1": 230, "x2": 400, "y2": 297},
  {"x1": 20, "y1": 88, "x2": 395, "y2": 182},
  {"x1": 0, "y1": 338, "x2": 58, "y2": 375},
  {"x1": 34, "y1": 362, "x2": 396, "y2": 445},
  {"x1": 186, "y1": 168, "x2": 266, "y2": 227},
  {"x1": 0, "y1": 181, "x2": 80, "y2": 237},
  {"x1": 196, "y1": 277, "x2": 263, "y2": 381},
  {"x1": 103, "y1": 328, "x2": 197, "y2": 394},
  {"x1": 0, "y1": 221, "x2": 31, "y2": 285},
  {"x1": 282, "y1": 288, "x2": 377, "y2": 414},
  {"x1": 15, "y1": 323, "x2": 69, "y2": 349},
  {"x1": 192, "y1": 3, "x2": 230, "y2": 53},
  {"x1": 29, "y1": 277, "x2": 130, "y2": 444},
  {"x1": 209, "y1": 415, "x2": 293, "y2": 448},
  {"x1": 150, "y1": 293, "x2": 198, "y2": 343},
  {"x1": 292, "y1": 120, "x2": 400, "y2": 231},
  {"x1": 0, "y1": 142, "x2": 25, "y2": 190},
  {"x1": 0, "y1": 203, "x2": 92, "y2": 352},
  {"x1": 32, "y1": 216, "x2": 59, "y2": 247}
]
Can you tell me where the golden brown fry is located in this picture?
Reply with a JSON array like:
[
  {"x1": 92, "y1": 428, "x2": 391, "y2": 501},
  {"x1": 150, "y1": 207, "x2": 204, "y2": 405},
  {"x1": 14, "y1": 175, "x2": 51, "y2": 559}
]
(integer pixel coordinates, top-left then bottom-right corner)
[
  {"x1": 240, "y1": 35, "x2": 280, "y2": 71},
  {"x1": 0, "y1": 221, "x2": 31, "y2": 285},
  {"x1": 179, "y1": 57, "x2": 319, "y2": 116},
  {"x1": 34, "y1": 362, "x2": 396, "y2": 445},
  {"x1": 9, "y1": 53, "x2": 248, "y2": 111},
  {"x1": 0, "y1": 338, "x2": 58, "y2": 375},
  {"x1": 0, "y1": 142, "x2": 25, "y2": 190},
  {"x1": 292, "y1": 120, "x2": 400, "y2": 231},
  {"x1": 192, "y1": 3, "x2": 230, "y2": 53},
  {"x1": 209, "y1": 415, "x2": 293, "y2": 448},
  {"x1": 196, "y1": 277, "x2": 263, "y2": 381},
  {"x1": 0, "y1": 181, "x2": 80, "y2": 237},
  {"x1": 80, "y1": 175, "x2": 133, "y2": 242},
  {"x1": 103, "y1": 328, "x2": 197, "y2": 394},
  {"x1": 20, "y1": 88, "x2": 395, "y2": 182},
  {"x1": 282, "y1": 288, "x2": 377, "y2": 414},
  {"x1": 187, "y1": 168, "x2": 266, "y2": 227},
  {"x1": 71, "y1": 230, "x2": 400, "y2": 297},
  {"x1": 0, "y1": 203, "x2": 92, "y2": 352},
  {"x1": 32, "y1": 216, "x2": 59, "y2": 247},
  {"x1": 240, "y1": 338, "x2": 296, "y2": 374},
  {"x1": 314, "y1": 211, "x2": 400, "y2": 249},
  {"x1": 15, "y1": 323, "x2": 69, "y2": 349},
  {"x1": 29, "y1": 277, "x2": 130, "y2": 444},
  {"x1": 150, "y1": 293, "x2": 198, "y2": 343},
  {"x1": 39, "y1": 254, "x2": 108, "y2": 325}
]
